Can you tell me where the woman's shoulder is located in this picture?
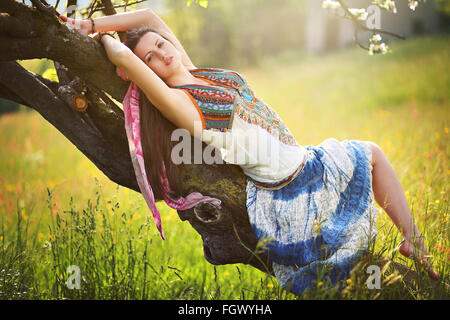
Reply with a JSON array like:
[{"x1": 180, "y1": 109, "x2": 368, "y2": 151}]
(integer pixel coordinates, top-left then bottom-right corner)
[{"x1": 188, "y1": 67, "x2": 247, "y2": 87}]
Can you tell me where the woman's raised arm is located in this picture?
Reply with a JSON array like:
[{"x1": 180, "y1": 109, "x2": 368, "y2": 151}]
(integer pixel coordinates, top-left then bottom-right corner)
[
  {"x1": 61, "y1": 9, "x2": 153, "y2": 34},
  {"x1": 62, "y1": 8, "x2": 196, "y2": 68},
  {"x1": 92, "y1": 9, "x2": 159, "y2": 33}
]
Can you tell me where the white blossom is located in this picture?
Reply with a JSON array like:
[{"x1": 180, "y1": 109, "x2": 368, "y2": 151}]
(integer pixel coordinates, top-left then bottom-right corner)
[
  {"x1": 322, "y1": 0, "x2": 341, "y2": 9},
  {"x1": 370, "y1": 34, "x2": 382, "y2": 42},
  {"x1": 388, "y1": 0, "x2": 397, "y2": 14},
  {"x1": 368, "y1": 42, "x2": 390, "y2": 56},
  {"x1": 348, "y1": 8, "x2": 369, "y2": 21},
  {"x1": 375, "y1": 0, "x2": 398, "y2": 14}
]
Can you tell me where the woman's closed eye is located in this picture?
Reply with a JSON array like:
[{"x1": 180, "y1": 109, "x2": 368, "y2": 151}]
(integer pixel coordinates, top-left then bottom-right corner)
[{"x1": 146, "y1": 42, "x2": 164, "y2": 62}]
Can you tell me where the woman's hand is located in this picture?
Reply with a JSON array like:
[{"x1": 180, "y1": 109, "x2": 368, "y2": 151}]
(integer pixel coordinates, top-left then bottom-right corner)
[
  {"x1": 91, "y1": 32, "x2": 103, "y2": 42},
  {"x1": 60, "y1": 15, "x2": 93, "y2": 35}
]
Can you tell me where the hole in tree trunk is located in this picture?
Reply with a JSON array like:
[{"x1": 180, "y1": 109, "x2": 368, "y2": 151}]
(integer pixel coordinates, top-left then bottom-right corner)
[{"x1": 194, "y1": 202, "x2": 222, "y2": 223}]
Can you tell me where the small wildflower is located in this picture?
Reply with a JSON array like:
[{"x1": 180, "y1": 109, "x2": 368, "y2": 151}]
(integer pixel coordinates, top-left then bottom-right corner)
[
  {"x1": 435, "y1": 199, "x2": 440, "y2": 204},
  {"x1": 346, "y1": 278, "x2": 352, "y2": 285},
  {"x1": 445, "y1": 127, "x2": 449, "y2": 134},
  {"x1": 318, "y1": 281, "x2": 324, "y2": 287},
  {"x1": 434, "y1": 244, "x2": 447, "y2": 254},
  {"x1": 224, "y1": 272, "x2": 230, "y2": 277},
  {"x1": 267, "y1": 283, "x2": 274, "y2": 288}
]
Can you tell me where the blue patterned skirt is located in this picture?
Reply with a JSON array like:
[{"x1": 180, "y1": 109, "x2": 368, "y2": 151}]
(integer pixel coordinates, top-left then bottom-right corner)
[{"x1": 246, "y1": 138, "x2": 378, "y2": 295}]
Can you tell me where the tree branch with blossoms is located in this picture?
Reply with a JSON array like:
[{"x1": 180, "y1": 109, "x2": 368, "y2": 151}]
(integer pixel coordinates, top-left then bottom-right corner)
[{"x1": 322, "y1": 0, "x2": 427, "y2": 55}]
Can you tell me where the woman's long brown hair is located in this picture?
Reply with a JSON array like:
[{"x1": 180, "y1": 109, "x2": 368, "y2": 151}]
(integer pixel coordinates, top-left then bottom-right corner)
[{"x1": 125, "y1": 26, "x2": 182, "y2": 200}]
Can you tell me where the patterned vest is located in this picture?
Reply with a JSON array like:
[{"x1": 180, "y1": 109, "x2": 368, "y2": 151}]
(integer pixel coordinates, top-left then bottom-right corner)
[{"x1": 172, "y1": 68, "x2": 299, "y2": 147}]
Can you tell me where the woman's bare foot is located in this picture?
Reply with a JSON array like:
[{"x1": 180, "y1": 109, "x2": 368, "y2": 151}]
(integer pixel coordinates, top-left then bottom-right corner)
[{"x1": 398, "y1": 237, "x2": 439, "y2": 280}]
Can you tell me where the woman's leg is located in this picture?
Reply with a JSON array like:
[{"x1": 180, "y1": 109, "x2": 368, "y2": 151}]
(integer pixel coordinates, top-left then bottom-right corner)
[{"x1": 367, "y1": 141, "x2": 438, "y2": 279}]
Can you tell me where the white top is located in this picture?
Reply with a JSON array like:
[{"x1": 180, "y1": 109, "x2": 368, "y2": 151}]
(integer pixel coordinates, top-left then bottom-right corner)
[
  {"x1": 203, "y1": 124, "x2": 306, "y2": 183},
  {"x1": 175, "y1": 68, "x2": 307, "y2": 184}
]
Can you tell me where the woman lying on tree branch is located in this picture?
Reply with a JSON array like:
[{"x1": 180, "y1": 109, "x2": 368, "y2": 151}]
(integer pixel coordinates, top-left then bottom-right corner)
[{"x1": 61, "y1": 8, "x2": 438, "y2": 295}]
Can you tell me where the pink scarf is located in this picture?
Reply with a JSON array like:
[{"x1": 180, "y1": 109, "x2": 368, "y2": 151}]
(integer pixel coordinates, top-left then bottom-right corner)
[{"x1": 119, "y1": 68, "x2": 222, "y2": 240}]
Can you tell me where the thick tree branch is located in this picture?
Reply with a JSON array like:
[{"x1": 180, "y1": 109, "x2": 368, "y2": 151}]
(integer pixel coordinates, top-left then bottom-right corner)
[
  {"x1": 99, "y1": 0, "x2": 127, "y2": 42},
  {"x1": 30, "y1": 0, "x2": 59, "y2": 16},
  {"x1": 0, "y1": 60, "x2": 139, "y2": 191},
  {"x1": 0, "y1": 0, "x2": 128, "y2": 101},
  {"x1": 0, "y1": 82, "x2": 28, "y2": 105}
]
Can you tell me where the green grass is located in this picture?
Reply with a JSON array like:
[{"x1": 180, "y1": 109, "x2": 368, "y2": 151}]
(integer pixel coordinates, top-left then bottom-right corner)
[{"x1": 0, "y1": 33, "x2": 449, "y2": 300}]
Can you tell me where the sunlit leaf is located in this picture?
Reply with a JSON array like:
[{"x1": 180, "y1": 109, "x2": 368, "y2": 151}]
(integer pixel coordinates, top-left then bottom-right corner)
[{"x1": 42, "y1": 67, "x2": 58, "y2": 82}]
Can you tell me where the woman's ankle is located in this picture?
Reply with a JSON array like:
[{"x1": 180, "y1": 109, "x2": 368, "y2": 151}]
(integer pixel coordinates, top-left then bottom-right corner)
[{"x1": 403, "y1": 225, "x2": 422, "y2": 242}]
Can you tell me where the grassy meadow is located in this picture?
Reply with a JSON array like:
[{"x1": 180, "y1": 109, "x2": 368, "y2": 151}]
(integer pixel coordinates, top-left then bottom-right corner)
[{"x1": 0, "y1": 32, "x2": 449, "y2": 300}]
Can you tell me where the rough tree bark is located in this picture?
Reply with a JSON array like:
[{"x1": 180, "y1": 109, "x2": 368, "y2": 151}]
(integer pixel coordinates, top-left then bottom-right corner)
[{"x1": 0, "y1": 0, "x2": 272, "y2": 274}]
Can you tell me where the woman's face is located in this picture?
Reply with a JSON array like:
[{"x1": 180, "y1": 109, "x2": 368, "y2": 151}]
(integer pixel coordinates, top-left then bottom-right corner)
[{"x1": 133, "y1": 31, "x2": 181, "y2": 80}]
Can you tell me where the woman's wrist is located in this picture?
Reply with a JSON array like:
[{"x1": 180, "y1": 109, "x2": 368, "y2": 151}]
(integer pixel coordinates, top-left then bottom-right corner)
[{"x1": 88, "y1": 17, "x2": 95, "y2": 34}]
